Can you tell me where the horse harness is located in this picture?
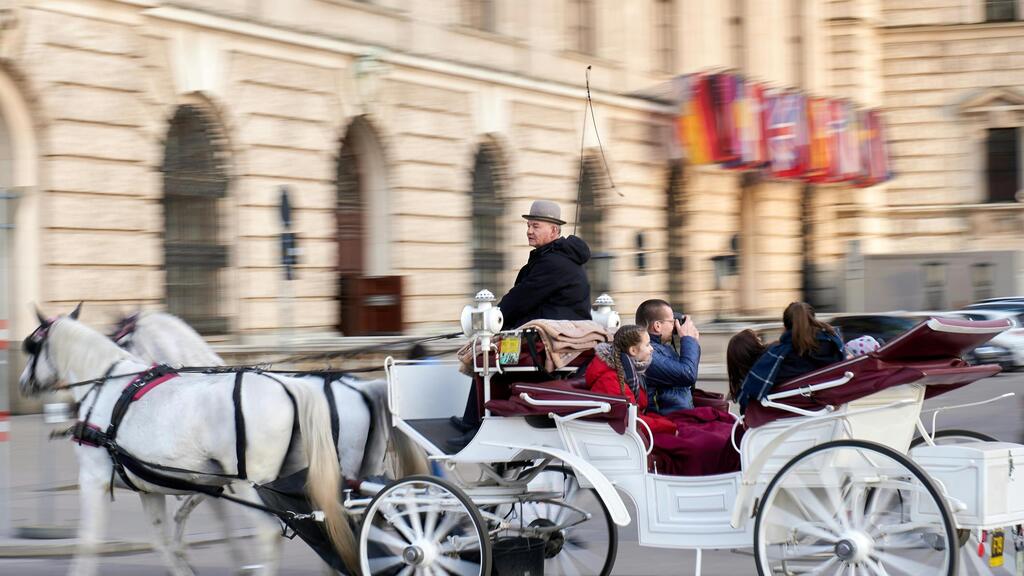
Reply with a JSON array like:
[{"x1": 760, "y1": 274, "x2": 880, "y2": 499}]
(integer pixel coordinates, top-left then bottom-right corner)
[{"x1": 69, "y1": 363, "x2": 297, "y2": 498}]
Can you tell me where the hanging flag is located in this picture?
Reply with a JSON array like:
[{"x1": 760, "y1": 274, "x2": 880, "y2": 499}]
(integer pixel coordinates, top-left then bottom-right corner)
[
  {"x1": 836, "y1": 101, "x2": 861, "y2": 182},
  {"x1": 764, "y1": 91, "x2": 808, "y2": 179},
  {"x1": 711, "y1": 73, "x2": 740, "y2": 164},
  {"x1": 855, "y1": 108, "x2": 873, "y2": 186},
  {"x1": 725, "y1": 78, "x2": 768, "y2": 170},
  {"x1": 677, "y1": 74, "x2": 718, "y2": 164},
  {"x1": 855, "y1": 109, "x2": 893, "y2": 187},
  {"x1": 806, "y1": 97, "x2": 832, "y2": 182}
]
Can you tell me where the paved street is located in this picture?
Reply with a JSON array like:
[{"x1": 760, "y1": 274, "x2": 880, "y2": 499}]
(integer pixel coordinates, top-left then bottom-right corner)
[{"x1": 2, "y1": 370, "x2": 1022, "y2": 575}]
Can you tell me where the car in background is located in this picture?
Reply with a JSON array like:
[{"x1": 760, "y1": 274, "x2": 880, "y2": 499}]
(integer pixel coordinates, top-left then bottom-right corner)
[
  {"x1": 944, "y1": 309, "x2": 1024, "y2": 370},
  {"x1": 828, "y1": 312, "x2": 1016, "y2": 370}
]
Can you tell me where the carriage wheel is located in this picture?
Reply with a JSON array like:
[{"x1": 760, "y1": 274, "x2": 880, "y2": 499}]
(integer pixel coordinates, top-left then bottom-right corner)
[
  {"x1": 359, "y1": 475, "x2": 491, "y2": 576},
  {"x1": 515, "y1": 465, "x2": 618, "y2": 576},
  {"x1": 910, "y1": 428, "x2": 997, "y2": 448},
  {"x1": 754, "y1": 439, "x2": 958, "y2": 576}
]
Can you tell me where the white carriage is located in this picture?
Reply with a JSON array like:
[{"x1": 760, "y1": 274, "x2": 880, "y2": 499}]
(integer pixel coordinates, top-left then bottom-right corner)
[{"x1": 350, "y1": 292, "x2": 1024, "y2": 576}]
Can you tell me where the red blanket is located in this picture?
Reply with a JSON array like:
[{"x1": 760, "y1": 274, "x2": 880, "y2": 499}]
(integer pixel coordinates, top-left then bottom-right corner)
[{"x1": 649, "y1": 407, "x2": 741, "y2": 476}]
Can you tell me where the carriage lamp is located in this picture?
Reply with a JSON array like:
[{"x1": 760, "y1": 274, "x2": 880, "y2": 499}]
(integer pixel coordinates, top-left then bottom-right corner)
[
  {"x1": 591, "y1": 294, "x2": 621, "y2": 331},
  {"x1": 460, "y1": 289, "x2": 504, "y2": 339}
]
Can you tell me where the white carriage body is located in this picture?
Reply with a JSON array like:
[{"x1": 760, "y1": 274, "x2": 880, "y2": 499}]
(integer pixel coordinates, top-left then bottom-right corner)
[{"x1": 384, "y1": 355, "x2": 1021, "y2": 550}]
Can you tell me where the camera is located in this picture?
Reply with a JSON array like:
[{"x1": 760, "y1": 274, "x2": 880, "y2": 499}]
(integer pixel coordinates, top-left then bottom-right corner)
[{"x1": 673, "y1": 312, "x2": 687, "y2": 325}]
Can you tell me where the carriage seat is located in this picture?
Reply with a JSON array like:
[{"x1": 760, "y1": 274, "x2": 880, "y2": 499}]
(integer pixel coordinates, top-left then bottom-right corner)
[
  {"x1": 743, "y1": 317, "x2": 1009, "y2": 429},
  {"x1": 485, "y1": 380, "x2": 633, "y2": 433}
]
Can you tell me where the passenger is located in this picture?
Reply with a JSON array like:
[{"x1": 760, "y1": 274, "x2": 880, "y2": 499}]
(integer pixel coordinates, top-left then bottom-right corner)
[
  {"x1": 726, "y1": 329, "x2": 766, "y2": 404},
  {"x1": 737, "y1": 302, "x2": 845, "y2": 412},
  {"x1": 634, "y1": 299, "x2": 701, "y2": 414},
  {"x1": 588, "y1": 325, "x2": 740, "y2": 476},
  {"x1": 585, "y1": 324, "x2": 678, "y2": 436}
]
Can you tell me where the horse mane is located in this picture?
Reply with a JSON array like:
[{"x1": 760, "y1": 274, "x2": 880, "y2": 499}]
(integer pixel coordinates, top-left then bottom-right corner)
[
  {"x1": 50, "y1": 318, "x2": 134, "y2": 380},
  {"x1": 132, "y1": 311, "x2": 224, "y2": 367}
]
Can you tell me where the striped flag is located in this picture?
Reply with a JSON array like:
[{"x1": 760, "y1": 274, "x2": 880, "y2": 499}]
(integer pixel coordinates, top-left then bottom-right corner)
[
  {"x1": 677, "y1": 74, "x2": 718, "y2": 164},
  {"x1": 764, "y1": 91, "x2": 808, "y2": 178},
  {"x1": 806, "y1": 97, "x2": 832, "y2": 182}
]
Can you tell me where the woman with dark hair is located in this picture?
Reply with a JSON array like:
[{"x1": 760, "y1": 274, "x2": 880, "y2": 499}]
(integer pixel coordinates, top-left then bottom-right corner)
[
  {"x1": 736, "y1": 302, "x2": 845, "y2": 412},
  {"x1": 726, "y1": 329, "x2": 767, "y2": 403}
]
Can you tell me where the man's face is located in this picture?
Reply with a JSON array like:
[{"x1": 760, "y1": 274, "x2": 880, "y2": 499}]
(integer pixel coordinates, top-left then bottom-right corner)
[
  {"x1": 649, "y1": 305, "x2": 675, "y2": 343},
  {"x1": 526, "y1": 220, "x2": 560, "y2": 248}
]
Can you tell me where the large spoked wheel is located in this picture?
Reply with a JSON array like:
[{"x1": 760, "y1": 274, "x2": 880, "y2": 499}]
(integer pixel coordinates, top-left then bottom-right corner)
[
  {"x1": 514, "y1": 465, "x2": 618, "y2": 576},
  {"x1": 910, "y1": 428, "x2": 997, "y2": 448},
  {"x1": 359, "y1": 475, "x2": 491, "y2": 576},
  {"x1": 754, "y1": 439, "x2": 959, "y2": 576}
]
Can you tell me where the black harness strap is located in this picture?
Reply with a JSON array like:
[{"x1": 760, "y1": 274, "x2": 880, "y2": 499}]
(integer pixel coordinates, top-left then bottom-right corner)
[
  {"x1": 322, "y1": 375, "x2": 341, "y2": 460},
  {"x1": 233, "y1": 371, "x2": 247, "y2": 480}
]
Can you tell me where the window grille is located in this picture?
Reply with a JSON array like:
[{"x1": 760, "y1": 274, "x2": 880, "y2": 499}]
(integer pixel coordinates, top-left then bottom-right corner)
[
  {"x1": 162, "y1": 105, "x2": 229, "y2": 335},
  {"x1": 971, "y1": 263, "x2": 995, "y2": 302},
  {"x1": 986, "y1": 127, "x2": 1020, "y2": 203}
]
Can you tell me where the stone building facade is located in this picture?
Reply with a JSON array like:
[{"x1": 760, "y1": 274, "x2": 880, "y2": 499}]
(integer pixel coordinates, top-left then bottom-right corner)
[{"x1": 0, "y1": 0, "x2": 1022, "y2": 408}]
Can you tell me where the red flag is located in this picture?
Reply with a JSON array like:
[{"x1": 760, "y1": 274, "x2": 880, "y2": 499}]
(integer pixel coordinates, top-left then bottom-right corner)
[{"x1": 711, "y1": 73, "x2": 739, "y2": 163}]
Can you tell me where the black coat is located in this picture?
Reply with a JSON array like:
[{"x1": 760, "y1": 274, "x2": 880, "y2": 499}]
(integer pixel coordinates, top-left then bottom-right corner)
[{"x1": 498, "y1": 235, "x2": 592, "y2": 328}]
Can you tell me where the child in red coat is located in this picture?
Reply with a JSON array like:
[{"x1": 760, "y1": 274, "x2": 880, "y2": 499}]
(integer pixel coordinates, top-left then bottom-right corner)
[
  {"x1": 585, "y1": 324, "x2": 677, "y2": 436},
  {"x1": 587, "y1": 324, "x2": 741, "y2": 476}
]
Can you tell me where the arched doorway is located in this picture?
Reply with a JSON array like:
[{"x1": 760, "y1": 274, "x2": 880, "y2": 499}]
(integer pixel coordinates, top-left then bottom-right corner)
[
  {"x1": 336, "y1": 116, "x2": 394, "y2": 335},
  {"x1": 578, "y1": 156, "x2": 610, "y2": 295},
  {"x1": 470, "y1": 139, "x2": 505, "y2": 294},
  {"x1": 161, "y1": 104, "x2": 230, "y2": 335}
]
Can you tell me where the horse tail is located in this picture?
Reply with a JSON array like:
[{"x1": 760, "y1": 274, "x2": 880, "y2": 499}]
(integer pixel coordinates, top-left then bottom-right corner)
[
  {"x1": 279, "y1": 376, "x2": 359, "y2": 573},
  {"x1": 391, "y1": 429, "x2": 430, "y2": 477}
]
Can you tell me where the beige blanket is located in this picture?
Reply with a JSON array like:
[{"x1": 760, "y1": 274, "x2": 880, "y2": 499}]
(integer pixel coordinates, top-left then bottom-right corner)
[{"x1": 457, "y1": 320, "x2": 612, "y2": 375}]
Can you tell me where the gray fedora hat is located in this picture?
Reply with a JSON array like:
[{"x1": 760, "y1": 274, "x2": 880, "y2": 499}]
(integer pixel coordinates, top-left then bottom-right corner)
[{"x1": 521, "y1": 200, "x2": 566, "y2": 225}]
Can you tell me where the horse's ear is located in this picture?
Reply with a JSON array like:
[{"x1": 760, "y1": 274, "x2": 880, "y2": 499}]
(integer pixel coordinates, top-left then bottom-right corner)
[
  {"x1": 69, "y1": 302, "x2": 83, "y2": 320},
  {"x1": 33, "y1": 305, "x2": 47, "y2": 325}
]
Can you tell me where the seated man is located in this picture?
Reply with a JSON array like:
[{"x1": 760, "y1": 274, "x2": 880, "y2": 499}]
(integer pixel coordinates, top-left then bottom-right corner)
[
  {"x1": 498, "y1": 200, "x2": 592, "y2": 328},
  {"x1": 449, "y1": 199, "x2": 592, "y2": 450},
  {"x1": 635, "y1": 299, "x2": 700, "y2": 414}
]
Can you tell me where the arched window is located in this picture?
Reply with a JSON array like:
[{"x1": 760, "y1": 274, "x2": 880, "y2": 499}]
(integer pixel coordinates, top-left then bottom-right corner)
[
  {"x1": 666, "y1": 161, "x2": 686, "y2": 308},
  {"x1": 578, "y1": 157, "x2": 609, "y2": 294},
  {"x1": 471, "y1": 143, "x2": 504, "y2": 293},
  {"x1": 162, "y1": 105, "x2": 229, "y2": 335}
]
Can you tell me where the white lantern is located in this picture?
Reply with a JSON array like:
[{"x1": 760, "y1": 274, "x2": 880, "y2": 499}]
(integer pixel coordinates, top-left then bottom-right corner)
[
  {"x1": 460, "y1": 289, "x2": 504, "y2": 339},
  {"x1": 591, "y1": 293, "x2": 621, "y2": 331}
]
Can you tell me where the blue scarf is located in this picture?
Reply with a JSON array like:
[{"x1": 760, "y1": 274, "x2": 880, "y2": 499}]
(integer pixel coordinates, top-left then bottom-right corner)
[{"x1": 737, "y1": 330, "x2": 844, "y2": 412}]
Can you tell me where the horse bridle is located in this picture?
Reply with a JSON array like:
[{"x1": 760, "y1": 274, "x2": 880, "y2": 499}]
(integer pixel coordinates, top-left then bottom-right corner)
[
  {"x1": 22, "y1": 319, "x2": 55, "y2": 390},
  {"x1": 110, "y1": 314, "x2": 139, "y2": 350}
]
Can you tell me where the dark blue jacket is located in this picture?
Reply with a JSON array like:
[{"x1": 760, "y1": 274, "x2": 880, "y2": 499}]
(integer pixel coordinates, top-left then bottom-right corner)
[
  {"x1": 498, "y1": 236, "x2": 592, "y2": 328},
  {"x1": 645, "y1": 333, "x2": 700, "y2": 414},
  {"x1": 737, "y1": 329, "x2": 845, "y2": 412}
]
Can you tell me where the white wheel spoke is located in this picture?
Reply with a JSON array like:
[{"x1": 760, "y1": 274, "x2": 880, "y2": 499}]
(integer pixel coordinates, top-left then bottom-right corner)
[
  {"x1": 762, "y1": 500, "x2": 840, "y2": 543},
  {"x1": 434, "y1": 555, "x2": 482, "y2": 576},
  {"x1": 431, "y1": 512, "x2": 466, "y2": 544},
  {"x1": 557, "y1": 542, "x2": 604, "y2": 566},
  {"x1": 368, "y1": 523, "x2": 411, "y2": 549},
  {"x1": 805, "y1": 555, "x2": 840, "y2": 575},
  {"x1": 873, "y1": 549, "x2": 944, "y2": 575},
  {"x1": 784, "y1": 475, "x2": 844, "y2": 534},
  {"x1": 397, "y1": 566, "x2": 415, "y2": 576},
  {"x1": 383, "y1": 500, "x2": 418, "y2": 544},
  {"x1": 404, "y1": 495, "x2": 424, "y2": 540},
  {"x1": 368, "y1": 555, "x2": 405, "y2": 574}
]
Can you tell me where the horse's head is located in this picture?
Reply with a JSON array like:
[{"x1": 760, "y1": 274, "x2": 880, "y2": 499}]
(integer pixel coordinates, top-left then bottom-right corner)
[
  {"x1": 19, "y1": 302, "x2": 81, "y2": 396},
  {"x1": 110, "y1": 310, "x2": 140, "y2": 349}
]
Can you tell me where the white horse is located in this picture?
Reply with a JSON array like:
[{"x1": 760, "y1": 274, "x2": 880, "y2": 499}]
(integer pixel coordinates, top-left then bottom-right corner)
[
  {"x1": 20, "y1": 306, "x2": 359, "y2": 576},
  {"x1": 113, "y1": 311, "x2": 428, "y2": 558}
]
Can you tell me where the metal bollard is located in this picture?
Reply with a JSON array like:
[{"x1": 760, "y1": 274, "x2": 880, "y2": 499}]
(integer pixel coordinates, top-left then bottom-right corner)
[{"x1": 15, "y1": 402, "x2": 75, "y2": 539}]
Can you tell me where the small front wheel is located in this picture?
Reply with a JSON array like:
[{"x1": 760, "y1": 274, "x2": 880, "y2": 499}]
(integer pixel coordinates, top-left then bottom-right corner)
[
  {"x1": 754, "y1": 439, "x2": 958, "y2": 576},
  {"x1": 359, "y1": 475, "x2": 491, "y2": 576}
]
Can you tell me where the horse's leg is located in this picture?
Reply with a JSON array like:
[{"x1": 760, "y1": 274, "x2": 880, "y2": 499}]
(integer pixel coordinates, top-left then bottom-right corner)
[
  {"x1": 203, "y1": 492, "x2": 248, "y2": 569},
  {"x1": 171, "y1": 494, "x2": 205, "y2": 557},
  {"x1": 234, "y1": 483, "x2": 282, "y2": 576},
  {"x1": 138, "y1": 492, "x2": 195, "y2": 576},
  {"x1": 68, "y1": 469, "x2": 109, "y2": 576}
]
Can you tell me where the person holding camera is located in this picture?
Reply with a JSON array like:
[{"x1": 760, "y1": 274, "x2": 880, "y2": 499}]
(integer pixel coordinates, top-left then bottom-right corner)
[{"x1": 634, "y1": 299, "x2": 701, "y2": 415}]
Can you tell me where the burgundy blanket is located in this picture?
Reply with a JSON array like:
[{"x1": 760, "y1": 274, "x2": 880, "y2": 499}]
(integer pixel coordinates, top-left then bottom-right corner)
[{"x1": 650, "y1": 407, "x2": 741, "y2": 476}]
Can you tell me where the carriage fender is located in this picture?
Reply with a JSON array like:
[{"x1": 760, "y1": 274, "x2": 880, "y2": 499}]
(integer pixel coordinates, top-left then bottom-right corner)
[{"x1": 482, "y1": 442, "x2": 631, "y2": 526}]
